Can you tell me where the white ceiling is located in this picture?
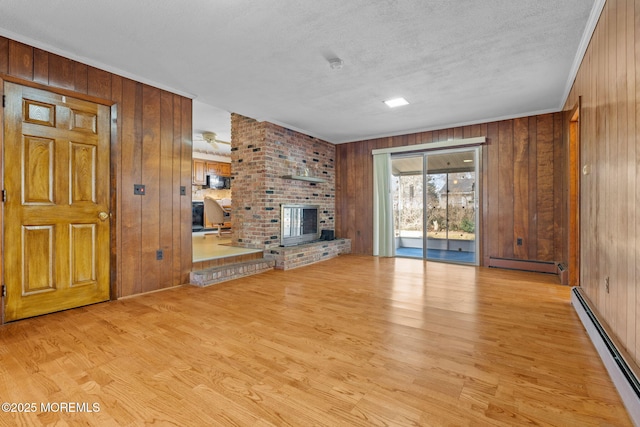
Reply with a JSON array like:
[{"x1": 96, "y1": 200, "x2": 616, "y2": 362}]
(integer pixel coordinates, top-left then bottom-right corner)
[{"x1": 0, "y1": 0, "x2": 602, "y2": 144}]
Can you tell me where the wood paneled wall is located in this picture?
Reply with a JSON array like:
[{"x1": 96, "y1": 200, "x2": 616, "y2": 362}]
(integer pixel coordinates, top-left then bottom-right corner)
[
  {"x1": 564, "y1": 0, "x2": 639, "y2": 365},
  {"x1": 335, "y1": 113, "x2": 565, "y2": 266},
  {"x1": 0, "y1": 37, "x2": 193, "y2": 298}
]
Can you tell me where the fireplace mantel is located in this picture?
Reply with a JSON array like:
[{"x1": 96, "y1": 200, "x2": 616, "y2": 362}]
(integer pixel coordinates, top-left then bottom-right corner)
[{"x1": 281, "y1": 175, "x2": 327, "y2": 183}]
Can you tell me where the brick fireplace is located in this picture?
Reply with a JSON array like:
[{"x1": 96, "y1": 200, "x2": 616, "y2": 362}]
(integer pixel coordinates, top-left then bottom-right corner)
[{"x1": 230, "y1": 114, "x2": 337, "y2": 251}]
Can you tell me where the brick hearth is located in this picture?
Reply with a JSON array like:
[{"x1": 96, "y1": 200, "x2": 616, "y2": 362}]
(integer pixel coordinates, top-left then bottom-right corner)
[{"x1": 265, "y1": 239, "x2": 351, "y2": 270}]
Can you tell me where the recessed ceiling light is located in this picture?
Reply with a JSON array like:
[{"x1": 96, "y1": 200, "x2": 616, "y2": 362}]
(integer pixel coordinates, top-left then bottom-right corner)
[{"x1": 384, "y1": 97, "x2": 409, "y2": 108}]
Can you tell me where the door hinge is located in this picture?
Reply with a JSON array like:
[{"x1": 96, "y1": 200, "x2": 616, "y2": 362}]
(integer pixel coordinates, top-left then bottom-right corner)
[
  {"x1": 1, "y1": 190, "x2": 5, "y2": 202},
  {"x1": 1, "y1": 285, "x2": 5, "y2": 298},
  {"x1": 2, "y1": 95, "x2": 5, "y2": 108}
]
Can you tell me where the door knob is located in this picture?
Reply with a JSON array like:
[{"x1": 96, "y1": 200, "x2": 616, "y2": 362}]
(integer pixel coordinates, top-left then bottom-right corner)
[{"x1": 98, "y1": 211, "x2": 109, "y2": 221}]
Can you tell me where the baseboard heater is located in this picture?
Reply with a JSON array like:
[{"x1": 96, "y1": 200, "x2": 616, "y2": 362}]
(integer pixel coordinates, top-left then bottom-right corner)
[
  {"x1": 572, "y1": 287, "x2": 640, "y2": 425},
  {"x1": 488, "y1": 257, "x2": 557, "y2": 274}
]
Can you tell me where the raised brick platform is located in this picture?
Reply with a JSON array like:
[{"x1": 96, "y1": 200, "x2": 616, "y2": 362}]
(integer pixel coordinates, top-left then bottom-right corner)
[
  {"x1": 264, "y1": 238, "x2": 351, "y2": 270},
  {"x1": 189, "y1": 258, "x2": 275, "y2": 287}
]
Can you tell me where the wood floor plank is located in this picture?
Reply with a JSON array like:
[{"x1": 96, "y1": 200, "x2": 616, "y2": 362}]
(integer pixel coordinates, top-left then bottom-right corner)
[{"x1": 0, "y1": 255, "x2": 632, "y2": 426}]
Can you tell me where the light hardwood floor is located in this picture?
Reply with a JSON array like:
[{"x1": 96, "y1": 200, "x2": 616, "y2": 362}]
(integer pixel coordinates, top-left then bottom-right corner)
[
  {"x1": 0, "y1": 255, "x2": 631, "y2": 426},
  {"x1": 192, "y1": 233, "x2": 262, "y2": 262}
]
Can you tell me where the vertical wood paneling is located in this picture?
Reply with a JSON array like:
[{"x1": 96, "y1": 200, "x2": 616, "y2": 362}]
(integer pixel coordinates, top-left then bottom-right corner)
[
  {"x1": 629, "y1": 0, "x2": 638, "y2": 358},
  {"x1": 345, "y1": 142, "x2": 357, "y2": 248},
  {"x1": 172, "y1": 96, "x2": 184, "y2": 286},
  {"x1": 335, "y1": 145, "x2": 345, "y2": 240},
  {"x1": 582, "y1": 42, "x2": 595, "y2": 291},
  {"x1": 513, "y1": 118, "x2": 529, "y2": 259},
  {"x1": 498, "y1": 120, "x2": 514, "y2": 258},
  {"x1": 111, "y1": 75, "x2": 123, "y2": 298},
  {"x1": 88, "y1": 67, "x2": 112, "y2": 99},
  {"x1": 613, "y1": 0, "x2": 628, "y2": 340},
  {"x1": 485, "y1": 122, "x2": 500, "y2": 265},
  {"x1": 421, "y1": 131, "x2": 433, "y2": 144},
  {"x1": 553, "y1": 113, "x2": 565, "y2": 263},
  {"x1": 359, "y1": 141, "x2": 373, "y2": 252},
  {"x1": 605, "y1": 3, "x2": 615, "y2": 321},
  {"x1": 636, "y1": 0, "x2": 640, "y2": 361},
  {"x1": 120, "y1": 79, "x2": 143, "y2": 296},
  {"x1": 33, "y1": 48, "x2": 48, "y2": 85},
  {"x1": 141, "y1": 86, "x2": 161, "y2": 293},
  {"x1": 159, "y1": 91, "x2": 175, "y2": 289},
  {"x1": 478, "y1": 122, "x2": 488, "y2": 263},
  {"x1": 527, "y1": 116, "x2": 539, "y2": 258},
  {"x1": 563, "y1": 0, "x2": 640, "y2": 366},
  {"x1": 535, "y1": 115, "x2": 554, "y2": 260},
  {"x1": 0, "y1": 37, "x2": 8, "y2": 74},
  {"x1": 48, "y1": 53, "x2": 74, "y2": 89},
  {"x1": 180, "y1": 99, "x2": 193, "y2": 285},
  {"x1": 8, "y1": 41, "x2": 33, "y2": 80},
  {"x1": 74, "y1": 62, "x2": 88, "y2": 94},
  {"x1": 595, "y1": 6, "x2": 607, "y2": 312},
  {"x1": 610, "y1": 0, "x2": 625, "y2": 342}
]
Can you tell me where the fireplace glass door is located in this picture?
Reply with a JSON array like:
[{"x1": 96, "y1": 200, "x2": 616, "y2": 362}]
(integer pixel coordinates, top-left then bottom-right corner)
[{"x1": 281, "y1": 204, "x2": 319, "y2": 246}]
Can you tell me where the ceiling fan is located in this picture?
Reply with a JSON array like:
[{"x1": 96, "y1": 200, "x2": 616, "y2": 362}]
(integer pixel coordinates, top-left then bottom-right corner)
[{"x1": 202, "y1": 132, "x2": 230, "y2": 148}]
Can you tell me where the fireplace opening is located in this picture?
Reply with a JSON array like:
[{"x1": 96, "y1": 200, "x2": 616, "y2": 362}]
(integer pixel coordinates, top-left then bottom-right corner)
[{"x1": 281, "y1": 204, "x2": 319, "y2": 246}]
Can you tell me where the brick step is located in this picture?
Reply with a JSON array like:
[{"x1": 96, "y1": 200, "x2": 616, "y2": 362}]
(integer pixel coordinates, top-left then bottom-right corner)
[{"x1": 189, "y1": 258, "x2": 275, "y2": 287}]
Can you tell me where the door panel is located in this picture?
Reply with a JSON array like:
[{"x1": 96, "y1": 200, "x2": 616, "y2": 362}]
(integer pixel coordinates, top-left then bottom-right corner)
[
  {"x1": 3, "y1": 82, "x2": 110, "y2": 322},
  {"x1": 70, "y1": 224, "x2": 97, "y2": 286},
  {"x1": 22, "y1": 226, "x2": 54, "y2": 293},
  {"x1": 391, "y1": 155, "x2": 424, "y2": 258},
  {"x1": 23, "y1": 135, "x2": 55, "y2": 204},
  {"x1": 70, "y1": 142, "x2": 97, "y2": 203},
  {"x1": 392, "y1": 148, "x2": 479, "y2": 265}
]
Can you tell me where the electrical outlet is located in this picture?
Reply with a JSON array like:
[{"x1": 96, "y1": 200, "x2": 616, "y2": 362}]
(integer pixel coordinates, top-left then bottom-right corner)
[
  {"x1": 156, "y1": 249, "x2": 163, "y2": 260},
  {"x1": 517, "y1": 237, "x2": 523, "y2": 246},
  {"x1": 180, "y1": 186, "x2": 186, "y2": 196},
  {"x1": 134, "y1": 184, "x2": 146, "y2": 195},
  {"x1": 605, "y1": 276, "x2": 610, "y2": 294}
]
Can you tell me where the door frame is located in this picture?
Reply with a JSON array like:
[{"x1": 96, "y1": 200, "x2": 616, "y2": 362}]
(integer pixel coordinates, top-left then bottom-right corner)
[
  {"x1": 391, "y1": 145, "x2": 482, "y2": 265},
  {"x1": 568, "y1": 99, "x2": 581, "y2": 287},
  {"x1": 0, "y1": 76, "x2": 118, "y2": 324}
]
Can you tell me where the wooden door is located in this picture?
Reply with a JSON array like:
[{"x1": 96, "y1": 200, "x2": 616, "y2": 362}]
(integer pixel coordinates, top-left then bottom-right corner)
[{"x1": 3, "y1": 82, "x2": 111, "y2": 322}]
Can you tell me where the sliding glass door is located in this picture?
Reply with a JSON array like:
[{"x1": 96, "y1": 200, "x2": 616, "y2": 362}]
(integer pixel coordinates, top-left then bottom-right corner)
[
  {"x1": 391, "y1": 147, "x2": 480, "y2": 265},
  {"x1": 392, "y1": 154, "x2": 425, "y2": 257}
]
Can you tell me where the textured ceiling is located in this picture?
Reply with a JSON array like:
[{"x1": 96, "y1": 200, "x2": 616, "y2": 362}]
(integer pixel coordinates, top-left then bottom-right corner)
[{"x1": 0, "y1": 0, "x2": 601, "y2": 144}]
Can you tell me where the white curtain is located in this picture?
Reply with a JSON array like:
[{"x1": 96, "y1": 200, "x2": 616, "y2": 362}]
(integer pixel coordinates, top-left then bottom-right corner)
[{"x1": 373, "y1": 153, "x2": 394, "y2": 256}]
